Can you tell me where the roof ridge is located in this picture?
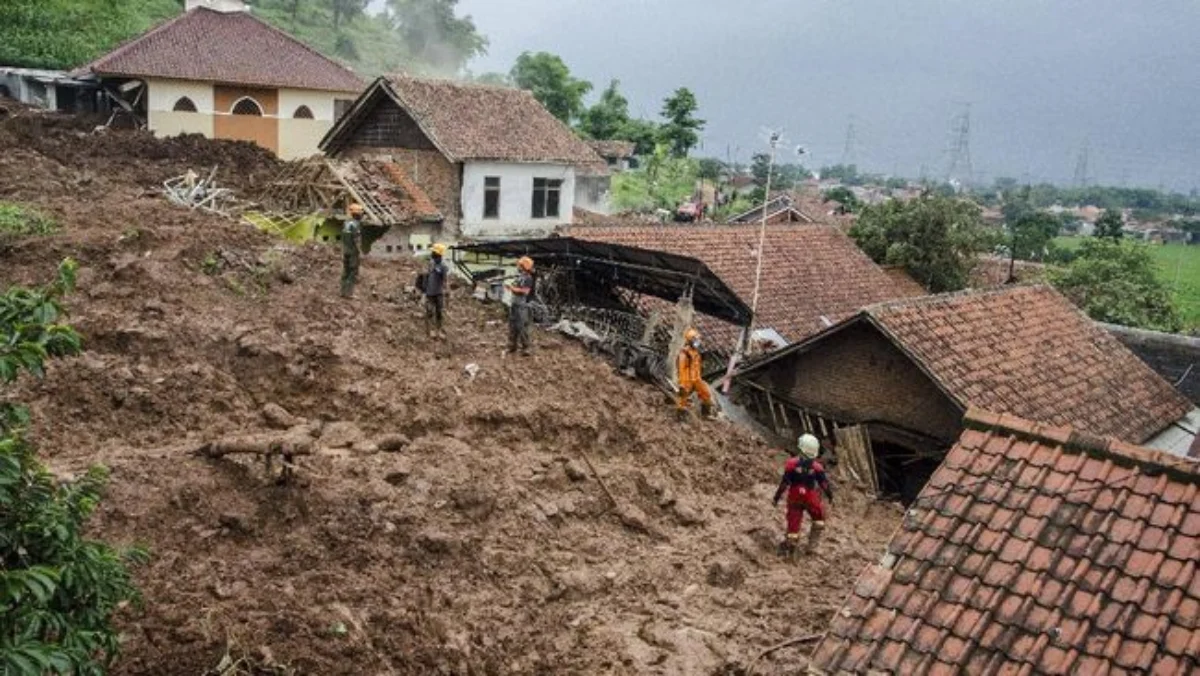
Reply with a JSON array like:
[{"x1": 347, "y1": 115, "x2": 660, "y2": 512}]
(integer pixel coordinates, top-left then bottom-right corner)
[
  {"x1": 386, "y1": 74, "x2": 521, "y2": 95},
  {"x1": 865, "y1": 281, "x2": 1051, "y2": 314},
  {"x1": 240, "y1": 10, "x2": 359, "y2": 80},
  {"x1": 964, "y1": 407, "x2": 1200, "y2": 480}
]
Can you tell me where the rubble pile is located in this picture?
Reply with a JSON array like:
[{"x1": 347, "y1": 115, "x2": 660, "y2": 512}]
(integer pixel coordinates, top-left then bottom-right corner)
[{"x1": 1, "y1": 114, "x2": 899, "y2": 674}]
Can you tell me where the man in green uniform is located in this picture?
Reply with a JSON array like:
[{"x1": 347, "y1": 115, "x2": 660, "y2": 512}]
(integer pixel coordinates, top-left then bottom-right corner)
[{"x1": 341, "y1": 203, "x2": 363, "y2": 298}]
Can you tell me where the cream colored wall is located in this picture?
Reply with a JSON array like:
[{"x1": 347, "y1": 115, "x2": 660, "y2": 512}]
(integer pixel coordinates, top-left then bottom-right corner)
[
  {"x1": 147, "y1": 78, "x2": 215, "y2": 138},
  {"x1": 278, "y1": 88, "x2": 337, "y2": 121},
  {"x1": 277, "y1": 119, "x2": 328, "y2": 159}
]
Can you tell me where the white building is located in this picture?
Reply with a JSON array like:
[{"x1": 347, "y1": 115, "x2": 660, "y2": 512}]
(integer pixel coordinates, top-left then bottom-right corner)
[
  {"x1": 320, "y1": 76, "x2": 608, "y2": 250},
  {"x1": 72, "y1": 0, "x2": 363, "y2": 159}
]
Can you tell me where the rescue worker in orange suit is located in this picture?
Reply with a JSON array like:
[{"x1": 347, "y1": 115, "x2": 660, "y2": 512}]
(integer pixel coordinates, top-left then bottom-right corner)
[
  {"x1": 773, "y1": 433, "x2": 834, "y2": 555},
  {"x1": 505, "y1": 256, "x2": 535, "y2": 355},
  {"x1": 676, "y1": 328, "x2": 716, "y2": 420}
]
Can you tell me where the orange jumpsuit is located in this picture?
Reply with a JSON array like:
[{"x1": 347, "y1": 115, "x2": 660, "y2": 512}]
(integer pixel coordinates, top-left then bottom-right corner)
[{"x1": 676, "y1": 345, "x2": 713, "y2": 411}]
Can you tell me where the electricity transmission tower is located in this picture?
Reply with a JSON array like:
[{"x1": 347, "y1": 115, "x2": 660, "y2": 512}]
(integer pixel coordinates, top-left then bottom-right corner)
[
  {"x1": 943, "y1": 103, "x2": 973, "y2": 186},
  {"x1": 1072, "y1": 140, "x2": 1090, "y2": 187},
  {"x1": 840, "y1": 116, "x2": 858, "y2": 167}
]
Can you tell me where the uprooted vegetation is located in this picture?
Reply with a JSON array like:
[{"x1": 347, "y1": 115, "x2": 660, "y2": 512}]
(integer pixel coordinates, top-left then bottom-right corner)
[{"x1": 0, "y1": 104, "x2": 900, "y2": 674}]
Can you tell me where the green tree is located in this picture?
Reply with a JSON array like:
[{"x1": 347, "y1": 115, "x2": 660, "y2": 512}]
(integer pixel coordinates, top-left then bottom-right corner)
[
  {"x1": 696, "y1": 157, "x2": 723, "y2": 182},
  {"x1": 0, "y1": 260, "x2": 146, "y2": 675},
  {"x1": 1050, "y1": 239, "x2": 1182, "y2": 332},
  {"x1": 328, "y1": 0, "x2": 369, "y2": 29},
  {"x1": 850, "y1": 194, "x2": 996, "y2": 292},
  {"x1": 578, "y1": 79, "x2": 630, "y2": 140},
  {"x1": 819, "y1": 164, "x2": 861, "y2": 185},
  {"x1": 824, "y1": 186, "x2": 861, "y2": 213},
  {"x1": 509, "y1": 51, "x2": 593, "y2": 124},
  {"x1": 385, "y1": 0, "x2": 487, "y2": 75},
  {"x1": 658, "y1": 87, "x2": 705, "y2": 158},
  {"x1": 1094, "y1": 208, "x2": 1125, "y2": 240},
  {"x1": 615, "y1": 117, "x2": 659, "y2": 157}
]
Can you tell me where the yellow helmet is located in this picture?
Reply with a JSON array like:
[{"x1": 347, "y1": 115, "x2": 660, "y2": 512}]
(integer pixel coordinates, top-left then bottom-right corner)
[
  {"x1": 430, "y1": 243, "x2": 447, "y2": 256},
  {"x1": 347, "y1": 203, "x2": 364, "y2": 216},
  {"x1": 683, "y1": 328, "x2": 700, "y2": 343},
  {"x1": 517, "y1": 256, "x2": 534, "y2": 271}
]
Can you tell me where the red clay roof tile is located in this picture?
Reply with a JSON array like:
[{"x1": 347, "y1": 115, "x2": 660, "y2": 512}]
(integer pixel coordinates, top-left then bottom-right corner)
[
  {"x1": 77, "y1": 8, "x2": 364, "y2": 92},
  {"x1": 811, "y1": 410, "x2": 1200, "y2": 675},
  {"x1": 864, "y1": 286, "x2": 1192, "y2": 443},
  {"x1": 569, "y1": 223, "x2": 917, "y2": 346}
]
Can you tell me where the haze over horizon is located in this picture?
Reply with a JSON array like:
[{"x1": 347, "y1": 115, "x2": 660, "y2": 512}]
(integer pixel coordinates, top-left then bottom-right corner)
[{"x1": 378, "y1": 0, "x2": 1200, "y2": 192}]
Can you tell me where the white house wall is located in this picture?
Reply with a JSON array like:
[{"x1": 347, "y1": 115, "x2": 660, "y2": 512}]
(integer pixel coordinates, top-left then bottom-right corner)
[
  {"x1": 146, "y1": 78, "x2": 214, "y2": 138},
  {"x1": 461, "y1": 162, "x2": 575, "y2": 239}
]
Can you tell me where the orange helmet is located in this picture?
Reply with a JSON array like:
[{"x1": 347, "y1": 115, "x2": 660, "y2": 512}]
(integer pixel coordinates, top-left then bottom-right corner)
[
  {"x1": 348, "y1": 203, "x2": 364, "y2": 216},
  {"x1": 684, "y1": 328, "x2": 700, "y2": 343},
  {"x1": 517, "y1": 256, "x2": 534, "y2": 271}
]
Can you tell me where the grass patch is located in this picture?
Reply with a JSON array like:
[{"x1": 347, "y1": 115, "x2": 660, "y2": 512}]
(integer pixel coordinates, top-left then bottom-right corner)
[
  {"x1": 0, "y1": 201, "x2": 58, "y2": 236},
  {"x1": 1056, "y1": 236, "x2": 1200, "y2": 331}
]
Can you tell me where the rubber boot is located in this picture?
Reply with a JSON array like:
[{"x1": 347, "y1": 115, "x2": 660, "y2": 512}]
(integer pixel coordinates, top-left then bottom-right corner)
[
  {"x1": 676, "y1": 408, "x2": 689, "y2": 422},
  {"x1": 701, "y1": 402, "x2": 717, "y2": 420},
  {"x1": 780, "y1": 533, "x2": 800, "y2": 560},
  {"x1": 806, "y1": 522, "x2": 825, "y2": 555}
]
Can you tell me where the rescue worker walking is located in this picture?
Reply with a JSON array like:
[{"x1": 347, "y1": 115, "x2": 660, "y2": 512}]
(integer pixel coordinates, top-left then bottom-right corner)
[
  {"x1": 424, "y1": 243, "x2": 449, "y2": 338},
  {"x1": 773, "y1": 433, "x2": 834, "y2": 556},
  {"x1": 340, "y1": 203, "x2": 364, "y2": 298},
  {"x1": 505, "y1": 256, "x2": 534, "y2": 355},
  {"x1": 676, "y1": 328, "x2": 716, "y2": 420}
]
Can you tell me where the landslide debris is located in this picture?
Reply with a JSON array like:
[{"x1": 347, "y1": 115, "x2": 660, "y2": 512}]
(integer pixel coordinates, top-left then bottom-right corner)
[{"x1": 0, "y1": 108, "x2": 899, "y2": 675}]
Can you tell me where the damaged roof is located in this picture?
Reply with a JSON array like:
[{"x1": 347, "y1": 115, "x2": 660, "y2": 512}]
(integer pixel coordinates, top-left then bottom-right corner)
[
  {"x1": 570, "y1": 223, "x2": 917, "y2": 343},
  {"x1": 812, "y1": 408, "x2": 1200, "y2": 676},
  {"x1": 587, "y1": 140, "x2": 637, "y2": 159},
  {"x1": 321, "y1": 76, "x2": 605, "y2": 165},
  {"x1": 75, "y1": 7, "x2": 364, "y2": 92},
  {"x1": 867, "y1": 285, "x2": 1191, "y2": 443}
]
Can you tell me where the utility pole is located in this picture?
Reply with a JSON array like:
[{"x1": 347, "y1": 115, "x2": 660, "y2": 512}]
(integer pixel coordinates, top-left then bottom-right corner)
[{"x1": 944, "y1": 103, "x2": 973, "y2": 186}]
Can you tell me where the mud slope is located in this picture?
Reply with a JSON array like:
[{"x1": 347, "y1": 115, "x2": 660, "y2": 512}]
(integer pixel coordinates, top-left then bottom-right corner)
[{"x1": 1, "y1": 109, "x2": 898, "y2": 675}]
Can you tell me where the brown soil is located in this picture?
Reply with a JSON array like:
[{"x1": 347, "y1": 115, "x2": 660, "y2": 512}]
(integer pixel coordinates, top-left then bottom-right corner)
[{"x1": 0, "y1": 108, "x2": 899, "y2": 675}]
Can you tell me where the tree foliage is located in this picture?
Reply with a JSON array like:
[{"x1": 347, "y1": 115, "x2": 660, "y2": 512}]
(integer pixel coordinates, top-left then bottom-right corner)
[
  {"x1": 1049, "y1": 239, "x2": 1182, "y2": 332},
  {"x1": 0, "y1": 0, "x2": 180, "y2": 70},
  {"x1": 823, "y1": 186, "x2": 861, "y2": 213},
  {"x1": 384, "y1": 0, "x2": 487, "y2": 75},
  {"x1": 1094, "y1": 208, "x2": 1125, "y2": 240},
  {"x1": 1002, "y1": 187, "x2": 1061, "y2": 261},
  {"x1": 612, "y1": 152, "x2": 698, "y2": 213},
  {"x1": 850, "y1": 194, "x2": 997, "y2": 292},
  {"x1": 658, "y1": 88, "x2": 704, "y2": 158},
  {"x1": 577, "y1": 79, "x2": 630, "y2": 140},
  {"x1": 0, "y1": 260, "x2": 146, "y2": 675},
  {"x1": 510, "y1": 51, "x2": 592, "y2": 124}
]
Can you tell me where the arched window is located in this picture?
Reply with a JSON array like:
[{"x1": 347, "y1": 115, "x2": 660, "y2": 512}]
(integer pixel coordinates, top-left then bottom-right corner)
[
  {"x1": 172, "y1": 96, "x2": 198, "y2": 112},
  {"x1": 293, "y1": 105, "x2": 314, "y2": 119},
  {"x1": 230, "y1": 97, "x2": 263, "y2": 116}
]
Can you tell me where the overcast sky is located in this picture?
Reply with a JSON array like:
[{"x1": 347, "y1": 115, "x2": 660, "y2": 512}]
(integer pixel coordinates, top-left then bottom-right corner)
[{"x1": 429, "y1": 1, "x2": 1200, "y2": 191}]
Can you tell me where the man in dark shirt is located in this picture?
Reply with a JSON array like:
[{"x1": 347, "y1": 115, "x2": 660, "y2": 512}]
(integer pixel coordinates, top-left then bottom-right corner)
[
  {"x1": 773, "y1": 433, "x2": 834, "y2": 556},
  {"x1": 424, "y1": 243, "x2": 450, "y2": 338},
  {"x1": 340, "y1": 203, "x2": 363, "y2": 299},
  {"x1": 506, "y1": 256, "x2": 534, "y2": 355}
]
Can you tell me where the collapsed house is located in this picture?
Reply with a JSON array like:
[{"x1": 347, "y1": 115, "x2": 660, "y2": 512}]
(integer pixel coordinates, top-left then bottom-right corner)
[
  {"x1": 71, "y1": 0, "x2": 364, "y2": 158},
  {"x1": 317, "y1": 75, "x2": 607, "y2": 251},
  {"x1": 731, "y1": 285, "x2": 1195, "y2": 501},
  {"x1": 811, "y1": 409, "x2": 1200, "y2": 675},
  {"x1": 566, "y1": 222, "x2": 921, "y2": 358}
]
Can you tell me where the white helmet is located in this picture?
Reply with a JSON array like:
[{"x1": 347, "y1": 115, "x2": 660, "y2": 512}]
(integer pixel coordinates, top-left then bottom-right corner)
[{"x1": 797, "y1": 434, "x2": 820, "y2": 460}]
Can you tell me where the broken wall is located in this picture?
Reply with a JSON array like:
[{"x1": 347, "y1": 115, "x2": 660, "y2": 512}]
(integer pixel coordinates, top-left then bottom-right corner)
[{"x1": 340, "y1": 146, "x2": 461, "y2": 230}]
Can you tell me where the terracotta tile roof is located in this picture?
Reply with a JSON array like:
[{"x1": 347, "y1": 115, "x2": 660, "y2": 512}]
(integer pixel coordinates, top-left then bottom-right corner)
[
  {"x1": 880, "y1": 266, "x2": 926, "y2": 296},
  {"x1": 864, "y1": 285, "x2": 1191, "y2": 443},
  {"x1": 812, "y1": 408, "x2": 1200, "y2": 676},
  {"x1": 371, "y1": 162, "x2": 441, "y2": 222},
  {"x1": 587, "y1": 140, "x2": 636, "y2": 159},
  {"x1": 382, "y1": 76, "x2": 604, "y2": 165},
  {"x1": 75, "y1": 8, "x2": 364, "y2": 92},
  {"x1": 569, "y1": 222, "x2": 920, "y2": 344}
]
